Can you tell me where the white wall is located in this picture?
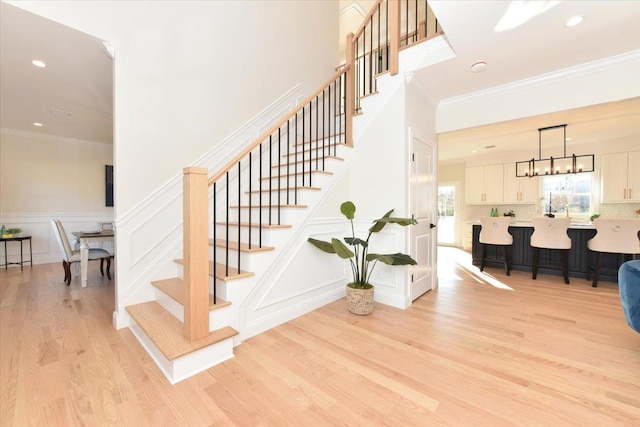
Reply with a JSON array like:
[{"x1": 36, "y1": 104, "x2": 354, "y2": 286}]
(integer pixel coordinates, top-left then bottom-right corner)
[
  {"x1": 0, "y1": 128, "x2": 114, "y2": 264},
  {"x1": 11, "y1": 0, "x2": 339, "y2": 216}
]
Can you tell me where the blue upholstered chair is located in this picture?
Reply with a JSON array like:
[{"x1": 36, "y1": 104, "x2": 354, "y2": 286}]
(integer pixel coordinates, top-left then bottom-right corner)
[{"x1": 619, "y1": 260, "x2": 640, "y2": 333}]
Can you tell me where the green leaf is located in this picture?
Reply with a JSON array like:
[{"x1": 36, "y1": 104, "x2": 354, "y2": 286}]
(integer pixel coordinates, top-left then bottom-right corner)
[
  {"x1": 340, "y1": 201, "x2": 356, "y2": 220},
  {"x1": 366, "y1": 253, "x2": 417, "y2": 265},
  {"x1": 344, "y1": 237, "x2": 368, "y2": 248},
  {"x1": 369, "y1": 209, "x2": 394, "y2": 233},
  {"x1": 331, "y1": 238, "x2": 355, "y2": 259},
  {"x1": 308, "y1": 237, "x2": 337, "y2": 254},
  {"x1": 377, "y1": 217, "x2": 418, "y2": 226}
]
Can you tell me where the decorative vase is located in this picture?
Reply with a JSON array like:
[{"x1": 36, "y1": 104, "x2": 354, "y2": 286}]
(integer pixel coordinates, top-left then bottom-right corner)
[{"x1": 345, "y1": 284, "x2": 374, "y2": 315}]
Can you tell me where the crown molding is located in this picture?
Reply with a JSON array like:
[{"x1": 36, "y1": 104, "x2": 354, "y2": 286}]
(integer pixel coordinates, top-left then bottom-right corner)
[{"x1": 440, "y1": 49, "x2": 640, "y2": 108}]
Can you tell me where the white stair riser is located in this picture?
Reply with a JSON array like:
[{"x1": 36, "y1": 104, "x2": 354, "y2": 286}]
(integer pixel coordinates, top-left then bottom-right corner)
[
  {"x1": 154, "y1": 286, "x2": 233, "y2": 328},
  {"x1": 245, "y1": 190, "x2": 318, "y2": 206},
  {"x1": 129, "y1": 316, "x2": 235, "y2": 385}
]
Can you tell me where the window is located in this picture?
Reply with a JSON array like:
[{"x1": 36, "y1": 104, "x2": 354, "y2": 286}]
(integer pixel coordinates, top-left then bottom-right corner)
[{"x1": 541, "y1": 174, "x2": 592, "y2": 218}]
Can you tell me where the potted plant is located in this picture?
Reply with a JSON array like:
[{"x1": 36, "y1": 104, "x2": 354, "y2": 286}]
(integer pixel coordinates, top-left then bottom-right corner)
[
  {"x1": 1, "y1": 225, "x2": 22, "y2": 238},
  {"x1": 308, "y1": 201, "x2": 417, "y2": 315}
]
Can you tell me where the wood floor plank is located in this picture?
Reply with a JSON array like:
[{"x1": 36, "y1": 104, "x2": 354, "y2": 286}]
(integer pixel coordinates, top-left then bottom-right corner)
[{"x1": 1, "y1": 249, "x2": 639, "y2": 426}]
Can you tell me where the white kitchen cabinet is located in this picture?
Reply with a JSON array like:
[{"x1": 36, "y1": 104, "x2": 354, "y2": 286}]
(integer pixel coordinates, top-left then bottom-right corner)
[
  {"x1": 503, "y1": 163, "x2": 539, "y2": 203},
  {"x1": 465, "y1": 164, "x2": 504, "y2": 204},
  {"x1": 601, "y1": 151, "x2": 640, "y2": 202}
]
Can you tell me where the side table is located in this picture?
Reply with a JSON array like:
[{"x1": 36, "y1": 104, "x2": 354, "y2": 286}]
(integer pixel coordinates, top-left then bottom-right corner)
[{"x1": 1, "y1": 235, "x2": 33, "y2": 270}]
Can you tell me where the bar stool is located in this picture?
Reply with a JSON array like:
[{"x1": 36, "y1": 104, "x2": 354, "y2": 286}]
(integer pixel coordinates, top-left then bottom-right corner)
[
  {"x1": 530, "y1": 217, "x2": 572, "y2": 284},
  {"x1": 479, "y1": 217, "x2": 514, "y2": 276},
  {"x1": 587, "y1": 218, "x2": 640, "y2": 287}
]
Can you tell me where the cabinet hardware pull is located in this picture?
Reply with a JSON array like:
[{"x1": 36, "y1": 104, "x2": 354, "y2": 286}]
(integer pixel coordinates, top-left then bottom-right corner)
[{"x1": 629, "y1": 188, "x2": 632, "y2": 199}]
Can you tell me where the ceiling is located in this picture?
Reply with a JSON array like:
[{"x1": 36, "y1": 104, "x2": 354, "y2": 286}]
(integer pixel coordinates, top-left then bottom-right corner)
[
  {"x1": 0, "y1": 1, "x2": 113, "y2": 144},
  {"x1": 1, "y1": 1, "x2": 639, "y2": 158}
]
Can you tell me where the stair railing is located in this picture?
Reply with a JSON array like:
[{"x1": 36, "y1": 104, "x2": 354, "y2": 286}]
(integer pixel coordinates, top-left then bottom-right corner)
[
  {"x1": 181, "y1": 0, "x2": 443, "y2": 342},
  {"x1": 348, "y1": 0, "x2": 441, "y2": 113}
]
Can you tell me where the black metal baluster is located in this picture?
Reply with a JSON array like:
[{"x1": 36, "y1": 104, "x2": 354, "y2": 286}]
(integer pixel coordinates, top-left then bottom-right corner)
[
  {"x1": 212, "y1": 182, "x2": 217, "y2": 304},
  {"x1": 315, "y1": 95, "x2": 319, "y2": 171},
  {"x1": 277, "y1": 128, "x2": 281, "y2": 224},
  {"x1": 269, "y1": 135, "x2": 272, "y2": 225},
  {"x1": 363, "y1": 28, "x2": 367, "y2": 97},
  {"x1": 424, "y1": 0, "x2": 428, "y2": 38},
  {"x1": 369, "y1": 15, "x2": 373, "y2": 95},
  {"x1": 322, "y1": 88, "x2": 326, "y2": 170},
  {"x1": 377, "y1": 3, "x2": 381, "y2": 79},
  {"x1": 286, "y1": 120, "x2": 290, "y2": 205},
  {"x1": 259, "y1": 143, "x2": 262, "y2": 247},
  {"x1": 355, "y1": 37, "x2": 360, "y2": 112},
  {"x1": 308, "y1": 100, "x2": 313, "y2": 187},
  {"x1": 301, "y1": 107, "x2": 305, "y2": 187},
  {"x1": 405, "y1": 0, "x2": 409, "y2": 46},
  {"x1": 225, "y1": 171, "x2": 229, "y2": 277},
  {"x1": 386, "y1": 0, "x2": 389, "y2": 70},
  {"x1": 295, "y1": 113, "x2": 298, "y2": 205},
  {"x1": 237, "y1": 161, "x2": 241, "y2": 274},
  {"x1": 415, "y1": 0, "x2": 418, "y2": 43},
  {"x1": 248, "y1": 152, "x2": 252, "y2": 250}
]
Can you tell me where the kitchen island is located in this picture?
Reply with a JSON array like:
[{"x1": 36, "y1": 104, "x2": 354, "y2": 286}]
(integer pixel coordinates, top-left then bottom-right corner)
[{"x1": 471, "y1": 222, "x2": 636, "y2": 283}]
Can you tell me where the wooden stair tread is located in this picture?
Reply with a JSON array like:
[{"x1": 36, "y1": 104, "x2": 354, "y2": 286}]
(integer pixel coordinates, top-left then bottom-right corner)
[
  {"x1": 261, "y1": 170, "x2": 332, "y2": 179},
  {"x1": 230, "y1": 204, "x2": 308, "y2": 209},
  {"x1": 210, "y1": 239, "x2": 274, "y2": 253},
  {"x1": 175, "y1": 258, "x2": 255, "y2": 280},
  {"x1": 246, "y1": 186, "x2": 321, "y2": 193},
  {"x1": 283, "y1": 148, "x2": 347, "y2": 158},
  {"x1": 150, "y1": 277, "x2": 231, "y2": 309},
  {"x1": 272, "y1": 156, "x2": 344, "y2": 167},
  {"x1": 293, "y1": 133, "x2": 346, "y2": 146},
  {"x1": 126, "y1": 301, "x2": 238, "y2": 361},
  {"x1": 215, "y1": 222, "x2": 292, "y2": 229}
]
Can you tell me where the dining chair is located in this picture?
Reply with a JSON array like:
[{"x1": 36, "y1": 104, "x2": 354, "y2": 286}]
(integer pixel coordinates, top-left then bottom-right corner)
[
  {"x1": 587, "y1": 218, "x2": 640, "y2": 287},
  {"x1": 51, "y1": 219, "x2": 112, "y2": 286},
  {"x1": 479, "y1": 217, "x2": 514, "y2": 276},
  {"x1": 530, "y1": 217, "x2": 572, "y2": 284}
]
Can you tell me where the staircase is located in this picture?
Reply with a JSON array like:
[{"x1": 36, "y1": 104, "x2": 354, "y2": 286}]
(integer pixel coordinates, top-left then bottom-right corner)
[{"x1": 124, "y1": 0, "x2": 443, "y2": 384}]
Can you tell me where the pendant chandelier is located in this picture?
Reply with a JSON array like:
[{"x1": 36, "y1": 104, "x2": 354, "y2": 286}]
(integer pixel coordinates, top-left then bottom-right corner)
[{"x1": 515, "y1": 124, "x2": 594, "y2": 178}]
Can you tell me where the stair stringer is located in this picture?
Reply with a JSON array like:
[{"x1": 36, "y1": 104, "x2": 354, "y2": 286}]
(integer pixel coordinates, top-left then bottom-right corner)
[
  {"x1": 112, "y1": 84, "x2": 311, "y2": 329},
  {"x1": 234, "y1": 38, "x2": 458, "y2": 337},
  {"x1": 223, "y1": 149, "x2": 352, "y2": 342}
]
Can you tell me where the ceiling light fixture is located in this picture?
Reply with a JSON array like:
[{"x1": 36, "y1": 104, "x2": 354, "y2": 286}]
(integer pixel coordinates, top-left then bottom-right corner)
[
  {"x1": 566, "y1": 16, "x2": 584, "y2": 27},
  {"x1": 31, "y1": 60, "x2": 46, "y2": 68},
  {"x1": 33, "y1": 122, "x2": 43, "y2": 127},
  {"x1": 471, "y1": 60, "x2": 487, "y2": 73},
  {"x1": 515, "y1": 124, "x2": 594, "y2": 178}
]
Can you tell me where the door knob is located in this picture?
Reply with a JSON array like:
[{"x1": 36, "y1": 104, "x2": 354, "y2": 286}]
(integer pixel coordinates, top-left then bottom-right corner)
[{"x1": 430, "y1": 223, "x2": 436, "y2": 229}]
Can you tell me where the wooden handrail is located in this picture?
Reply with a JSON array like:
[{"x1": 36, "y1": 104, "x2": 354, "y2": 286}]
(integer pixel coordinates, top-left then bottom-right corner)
[
  {"x1": 352, "y1": 0, "x2": 385, "y2": 40},
  {"x1": 208, "y1": 66, "x2": 349, "y2": 186}
]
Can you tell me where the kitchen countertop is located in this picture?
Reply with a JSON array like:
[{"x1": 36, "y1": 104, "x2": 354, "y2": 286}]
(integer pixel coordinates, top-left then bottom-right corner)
[{"x1": 469, "y1": 219, "x2": 595, "y2": 229}]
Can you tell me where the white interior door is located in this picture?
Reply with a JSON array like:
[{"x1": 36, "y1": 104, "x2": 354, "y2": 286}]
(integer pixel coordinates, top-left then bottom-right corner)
[{"x1": 410, "y1": 131, "x2": 437, "y2": 301}]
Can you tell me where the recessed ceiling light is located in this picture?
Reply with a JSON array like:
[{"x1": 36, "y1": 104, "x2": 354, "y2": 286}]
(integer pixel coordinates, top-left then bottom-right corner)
[
  {"x1": 472, "y1": 150, "x2": 478, "y2": 154},
  {"x1": 31, "y1": 60, "x2": 46, "y2": 68},
  {"x1": 566, "y1": 16, "x2": 584, "y2": 27},
  {"x1": 471, "y1": 61, "x2": 487, "y2": 73},
  {"x1": 33, "y1": 122, "x2": 43, "y2": 127}
]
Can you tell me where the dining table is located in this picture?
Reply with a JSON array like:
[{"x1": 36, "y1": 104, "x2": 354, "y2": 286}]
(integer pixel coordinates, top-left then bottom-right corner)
[{"x1": 72, "y1": 230, "x2": 114, "y2": 287}]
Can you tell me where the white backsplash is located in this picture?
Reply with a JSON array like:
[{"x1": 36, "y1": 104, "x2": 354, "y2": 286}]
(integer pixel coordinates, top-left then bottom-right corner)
[{"x1": 465, "y1": 203, "x2": 640, "y2": 221}]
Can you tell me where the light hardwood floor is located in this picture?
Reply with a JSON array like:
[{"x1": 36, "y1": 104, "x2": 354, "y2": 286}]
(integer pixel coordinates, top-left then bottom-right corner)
[{"x1": 1, "y1": 248, "x2": 639, "y2": 426}]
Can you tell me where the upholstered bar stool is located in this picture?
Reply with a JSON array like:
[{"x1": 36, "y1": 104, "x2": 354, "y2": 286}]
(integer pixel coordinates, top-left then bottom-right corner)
[
  {"x1": 479, "y1": 217, "x2": 514, "y2": 276},
  {"x1": 587, "y1": 218, "x2": 640, "y2": 287},
  {"x1": 530, "y1": 217, "x2": 572, "y2": 284}
]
